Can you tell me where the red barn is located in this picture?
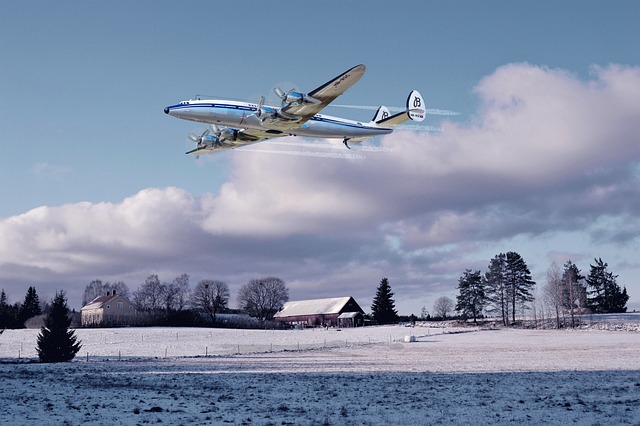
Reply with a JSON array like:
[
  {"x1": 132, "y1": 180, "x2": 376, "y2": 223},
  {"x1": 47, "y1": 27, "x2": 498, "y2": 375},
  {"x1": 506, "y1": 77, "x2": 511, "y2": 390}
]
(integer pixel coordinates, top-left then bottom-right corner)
[{"x1": 274, "y1": 297, "x2": 365, "y2": 327}]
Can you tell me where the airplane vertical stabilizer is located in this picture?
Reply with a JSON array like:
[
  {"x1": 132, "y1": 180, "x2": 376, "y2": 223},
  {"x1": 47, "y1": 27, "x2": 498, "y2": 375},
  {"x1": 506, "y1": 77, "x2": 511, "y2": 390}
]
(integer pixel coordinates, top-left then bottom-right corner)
[
  {"x1": 407, "y1": 90, "x2": 426, "y2": 122},
  {"x1": 370, "y1": 106, "x2": 391, "y2": 123}
]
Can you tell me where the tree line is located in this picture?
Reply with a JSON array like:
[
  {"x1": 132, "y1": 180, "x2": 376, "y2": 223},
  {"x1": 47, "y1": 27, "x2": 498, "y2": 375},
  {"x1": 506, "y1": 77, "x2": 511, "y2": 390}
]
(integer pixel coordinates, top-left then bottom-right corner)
[
  {"x1": 0, "y1": 275, "x2": 290, "y2": 329},
  {"x1": 0, "y1": 286, "x2": 43, "y2": 329},
  {"x1": 89, "y1": 274, "x2": 290, "y2": 327},
  {"x1": 1, "y1": 254, "x2": 630, "y2": 331},
  {"x1": 366, "y1": 255, "x2": 629, "y2": 328},
  {"x1": 451, "y1": 253, "x2": 629, "y2": 327}
]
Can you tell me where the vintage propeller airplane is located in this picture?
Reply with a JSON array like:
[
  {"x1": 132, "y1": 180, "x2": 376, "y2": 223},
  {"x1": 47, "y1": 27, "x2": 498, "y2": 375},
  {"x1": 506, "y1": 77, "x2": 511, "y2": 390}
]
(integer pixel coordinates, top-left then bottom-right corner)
[{"x1": 164, "y1": 64, "x2": 426, "y2": 156}]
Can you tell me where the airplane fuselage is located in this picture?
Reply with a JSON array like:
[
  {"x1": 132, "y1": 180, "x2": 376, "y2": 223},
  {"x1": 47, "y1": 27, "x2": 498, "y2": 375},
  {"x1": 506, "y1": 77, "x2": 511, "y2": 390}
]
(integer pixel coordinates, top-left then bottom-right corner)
[{"x1": 164, "y1": 99, "x2": 393, "y2": 140}]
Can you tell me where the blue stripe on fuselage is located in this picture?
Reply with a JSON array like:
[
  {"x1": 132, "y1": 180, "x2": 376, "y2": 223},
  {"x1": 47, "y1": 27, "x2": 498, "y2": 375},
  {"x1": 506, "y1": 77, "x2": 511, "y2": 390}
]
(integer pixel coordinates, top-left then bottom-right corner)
[
  {"x1": 309, "y1": 115, "x2": 387, "y2": 131},
  {"x1": 167, "y1": 103, "x2": 255, "y2": 112},
  {"x1": 166, "y1": 102, "x2": 391, "y2": 132}
]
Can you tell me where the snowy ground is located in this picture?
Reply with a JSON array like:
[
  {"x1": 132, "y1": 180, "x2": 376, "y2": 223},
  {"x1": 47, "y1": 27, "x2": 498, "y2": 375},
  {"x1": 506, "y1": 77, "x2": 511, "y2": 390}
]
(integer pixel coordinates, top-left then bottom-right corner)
[{"x1": 1, "y1": 320, "x2": 639, "y2": 425}]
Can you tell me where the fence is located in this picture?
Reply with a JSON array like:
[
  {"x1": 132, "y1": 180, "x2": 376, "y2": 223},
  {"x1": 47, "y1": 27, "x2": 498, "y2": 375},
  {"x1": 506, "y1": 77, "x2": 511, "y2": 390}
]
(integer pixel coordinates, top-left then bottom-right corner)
[{"x1": 0, "y1": 326, "x2": 449, "y2": 361}]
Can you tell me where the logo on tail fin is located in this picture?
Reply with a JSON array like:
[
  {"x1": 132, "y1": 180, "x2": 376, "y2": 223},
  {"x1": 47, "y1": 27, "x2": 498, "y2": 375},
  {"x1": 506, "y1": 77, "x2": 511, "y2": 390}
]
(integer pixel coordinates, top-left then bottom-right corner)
[
  {"x1": 372, "y1": 106, "x2": 391, "y2": 123},
  {"x1": 407, "y1": 90, "x2": 426, "y2": 122}
]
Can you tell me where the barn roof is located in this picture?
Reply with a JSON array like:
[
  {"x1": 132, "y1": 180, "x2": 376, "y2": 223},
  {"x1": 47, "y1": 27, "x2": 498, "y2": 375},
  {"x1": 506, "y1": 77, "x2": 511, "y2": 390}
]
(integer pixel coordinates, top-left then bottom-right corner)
[
  {"x1": 338, "y1": 311, "x2": 362, "y2": 319},
  {"x1": 274, "y1": 297, "x2": 359, "y2": 318}
]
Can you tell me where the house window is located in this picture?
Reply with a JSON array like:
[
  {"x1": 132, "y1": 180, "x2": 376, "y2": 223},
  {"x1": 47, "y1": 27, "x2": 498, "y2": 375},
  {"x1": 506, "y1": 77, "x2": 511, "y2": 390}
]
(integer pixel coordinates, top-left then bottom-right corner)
[
  {"x1": 117, "y1": 302, "x2": 124, "y2": 309},
  {"x1": 106, "y1": 305, "x2": 110, "y2": 309}
]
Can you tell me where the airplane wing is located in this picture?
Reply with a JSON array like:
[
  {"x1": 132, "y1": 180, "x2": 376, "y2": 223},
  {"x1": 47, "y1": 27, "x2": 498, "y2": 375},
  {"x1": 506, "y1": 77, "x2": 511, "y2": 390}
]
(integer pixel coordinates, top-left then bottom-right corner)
[
  {"x1": 280, "y1": 64, "x2": 366, "y2": 123},
  {"x1": 185, "y1": 127, "x2": 286, "y2": 155}
]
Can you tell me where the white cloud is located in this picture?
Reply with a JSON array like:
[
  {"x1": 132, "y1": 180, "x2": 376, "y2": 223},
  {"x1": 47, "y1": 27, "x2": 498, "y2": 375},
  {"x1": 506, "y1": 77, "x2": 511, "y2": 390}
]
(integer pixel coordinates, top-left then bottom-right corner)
[
  {"x1": 29, "y1": 162, "x2": 72, "y2": 181},
  {"x1": 1, "y1": 64, "x2": 639, "y2": 312}
]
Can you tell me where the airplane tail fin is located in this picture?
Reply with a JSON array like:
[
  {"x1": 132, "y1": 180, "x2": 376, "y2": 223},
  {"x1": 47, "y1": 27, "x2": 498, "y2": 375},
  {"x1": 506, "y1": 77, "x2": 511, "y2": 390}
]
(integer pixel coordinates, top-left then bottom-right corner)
[
  {"x1": 370, "y1": 106, "x2": 391, "y2": 124},
  {"x1": 406, "y1": 90, "x2": 426, "y2": 122},
  {"x1": 375, "y1": 90, "x2": 426, "y2": 127}
]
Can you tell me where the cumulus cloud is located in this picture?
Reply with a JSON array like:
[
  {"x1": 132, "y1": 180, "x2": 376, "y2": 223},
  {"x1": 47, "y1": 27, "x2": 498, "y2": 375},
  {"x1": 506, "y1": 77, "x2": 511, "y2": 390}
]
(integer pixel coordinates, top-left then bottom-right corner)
[{"x1": 1, "y1": 64, "x2": 639, "y2": 311}]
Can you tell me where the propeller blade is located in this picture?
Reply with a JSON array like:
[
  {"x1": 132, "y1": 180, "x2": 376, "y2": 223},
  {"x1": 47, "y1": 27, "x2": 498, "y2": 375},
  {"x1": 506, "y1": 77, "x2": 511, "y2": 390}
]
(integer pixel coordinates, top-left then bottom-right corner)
[
  {"x1": 253, "y1": 96, "x2": 266, "y2": 119},
  {"x1": 273, "y1": 87, "x2": 285, "y2": 100},
  {"x1": 188, "y1": 129, "x2": 211, "y2": 146}
]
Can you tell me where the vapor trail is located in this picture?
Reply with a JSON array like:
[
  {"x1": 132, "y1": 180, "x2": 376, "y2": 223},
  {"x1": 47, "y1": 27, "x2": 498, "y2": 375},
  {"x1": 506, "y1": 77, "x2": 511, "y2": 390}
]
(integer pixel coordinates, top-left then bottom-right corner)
[
  {"x1": 239, "y1": 148, "x2": 366, "y2": 160},
  {"x1": 396, "y1": 124, "x2": 443, "y2": 132},
  {"x1": 330, "y1": 104, "x2": 460, "y2": 116},
  {"x1": 262, "y1": 140, "x2": 392, "y2": 152}
]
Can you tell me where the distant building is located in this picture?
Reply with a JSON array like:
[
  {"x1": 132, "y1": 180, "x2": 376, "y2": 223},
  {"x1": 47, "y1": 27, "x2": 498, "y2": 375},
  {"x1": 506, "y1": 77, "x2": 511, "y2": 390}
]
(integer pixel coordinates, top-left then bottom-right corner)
[
  {"x1": 81, "y1": 290, "x2": 137, "y2": 326},
  {"x1": 274, "y1": 297, "x2": 365, "y2": 328}
]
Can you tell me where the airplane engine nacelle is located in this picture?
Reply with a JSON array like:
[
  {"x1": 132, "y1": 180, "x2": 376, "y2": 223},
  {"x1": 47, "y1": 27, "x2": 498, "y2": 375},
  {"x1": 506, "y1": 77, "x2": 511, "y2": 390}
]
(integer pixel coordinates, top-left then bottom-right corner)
[
  {"x1": 219, "y1": 128, "x2": 238, "y2": 141},
  {"x1": 283, "y1": 91, "x2": 320, "y2": 106},
  {"x1": 201, "y1": 134, "x2": 218, "y2": 147},
  {"x1": 257, "y1": 105, "x2": 278, "y2": 121}
]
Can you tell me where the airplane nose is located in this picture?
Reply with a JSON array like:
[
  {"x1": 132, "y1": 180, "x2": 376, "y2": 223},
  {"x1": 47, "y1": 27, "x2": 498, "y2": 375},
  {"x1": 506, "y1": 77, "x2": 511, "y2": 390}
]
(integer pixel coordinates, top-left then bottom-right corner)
[{"x1": 164, "y1": 107, "x2": 170, "y2": 114}]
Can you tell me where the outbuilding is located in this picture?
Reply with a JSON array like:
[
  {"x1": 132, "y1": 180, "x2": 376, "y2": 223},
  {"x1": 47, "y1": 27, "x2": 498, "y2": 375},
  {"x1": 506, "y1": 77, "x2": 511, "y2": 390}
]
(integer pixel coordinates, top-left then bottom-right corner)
[{"x1": 274, "y1": 296, "x2": 365, "y2": 328}]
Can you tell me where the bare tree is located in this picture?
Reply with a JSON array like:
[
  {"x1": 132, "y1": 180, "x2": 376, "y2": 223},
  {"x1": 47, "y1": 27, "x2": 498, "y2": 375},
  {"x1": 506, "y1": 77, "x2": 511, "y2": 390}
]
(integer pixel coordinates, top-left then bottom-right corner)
[
  {"x1": 562, "y1": 261, "x2": 586, "y2": 327},
  {"x1": 238, "y1": 277, "x2": 289, "y2": 322},
  {"x1": 110, "y1": 281, "x2": 130, "y2": 298},
  {"x1": 544, "y1": 262, "x2": 564, "y2": 328},
  {"x1": 82, "y1": 280, "x2": 106, "y2": 306},
  {"x1": 171, "y1": 274, "x2": 190, "y2": 311},
  {"x1": 133, "y1": 274, "x2": 166, "y2": 311},
  {"x1": 433, "y1": 296, "x2": 454, "y2": 319},
  {"x1": 82, "y1": 280, "x2": 130, "y2": 306},
  {"x1": 190, "y1": 280, "x2": 230, "y2": 322},
  {"x1": 420, "y1": 306, "x2": 429, "y2": 320}
]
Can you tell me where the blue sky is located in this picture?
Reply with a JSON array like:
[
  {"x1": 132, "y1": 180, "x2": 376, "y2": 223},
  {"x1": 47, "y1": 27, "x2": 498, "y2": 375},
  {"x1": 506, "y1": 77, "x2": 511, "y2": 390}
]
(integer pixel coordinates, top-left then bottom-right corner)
[{"x1": 1, "y1": 1, "x2": 639, "y2": 313}]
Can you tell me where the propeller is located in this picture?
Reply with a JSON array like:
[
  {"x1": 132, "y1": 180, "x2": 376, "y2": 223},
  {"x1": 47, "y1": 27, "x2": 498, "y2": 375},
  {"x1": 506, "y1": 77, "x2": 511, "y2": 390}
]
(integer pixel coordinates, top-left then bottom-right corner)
[
  {"x1": 252, "y1": 93, "x2": 303, "y2": 126},
  {"x1": 252, "y1": 96, "x2": 278, "y2": 123},
  {"x1": 273, "y1": 87, "x2": 320, "y2": 107},
  {"x1": 188, "y1": 129, "x2": 210, "y2": 147},
  {"x1": 188, "y1": 124, "x2": 238, "y2": 150}
]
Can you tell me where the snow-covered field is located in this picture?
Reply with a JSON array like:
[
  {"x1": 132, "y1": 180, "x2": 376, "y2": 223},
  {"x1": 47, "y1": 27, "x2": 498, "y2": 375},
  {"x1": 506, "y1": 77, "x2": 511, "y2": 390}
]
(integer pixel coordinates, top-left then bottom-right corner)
[{"x1": 1, "y1": 320, "x2": 639, "y2": 425}]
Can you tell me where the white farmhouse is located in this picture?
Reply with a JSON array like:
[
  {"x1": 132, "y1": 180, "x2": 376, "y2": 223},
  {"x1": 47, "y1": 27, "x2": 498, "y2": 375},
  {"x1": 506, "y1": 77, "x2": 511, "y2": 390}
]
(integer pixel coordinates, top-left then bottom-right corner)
[{"x1": 81, "y1": 290, "x2": 137, "y2": 326}]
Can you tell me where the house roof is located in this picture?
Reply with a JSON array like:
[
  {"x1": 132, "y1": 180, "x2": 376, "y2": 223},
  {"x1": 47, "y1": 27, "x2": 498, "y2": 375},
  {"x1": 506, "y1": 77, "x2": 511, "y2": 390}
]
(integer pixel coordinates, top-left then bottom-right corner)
[
  {"x1": 81, "y1": 293, "x2": 130, "y2": 311},
  {"x1": 274, "y1": 297, "x2": 359, "y2": 318}
]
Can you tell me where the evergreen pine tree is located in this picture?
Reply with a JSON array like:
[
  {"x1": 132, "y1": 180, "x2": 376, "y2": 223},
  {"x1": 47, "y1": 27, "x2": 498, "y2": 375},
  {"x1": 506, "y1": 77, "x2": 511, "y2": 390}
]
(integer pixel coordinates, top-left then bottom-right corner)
[
  {"x1": 18, "y1": 286, "x2": 42, "y2": 326},
  {"x1": 371, "y1": 278, "x2": 398, "y2": 324},
  {"x1": 505, "y1": 251, "x2": 536, "y2": 323},
  {"x1": 455, "y1": 269, "x2": 486, "y2": 324},
  {"x1": 485, "y1": 253, "x2": 509, "y2": 325},
  {"x1": 36, "y1": 291, "x2": 82, "y2": 363},
  {"x1": 612, "y1": 287, "x2": 630, "y2": 313},
  {"x1": 0, "y1": 289, "x2": 8, "y2": 329},
  {"x1": 0, "y1": 289, "x2": 20, "y2": 329},
  {"x1": 586, "y1": 258, "x2": 629, "y2": 313}
]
